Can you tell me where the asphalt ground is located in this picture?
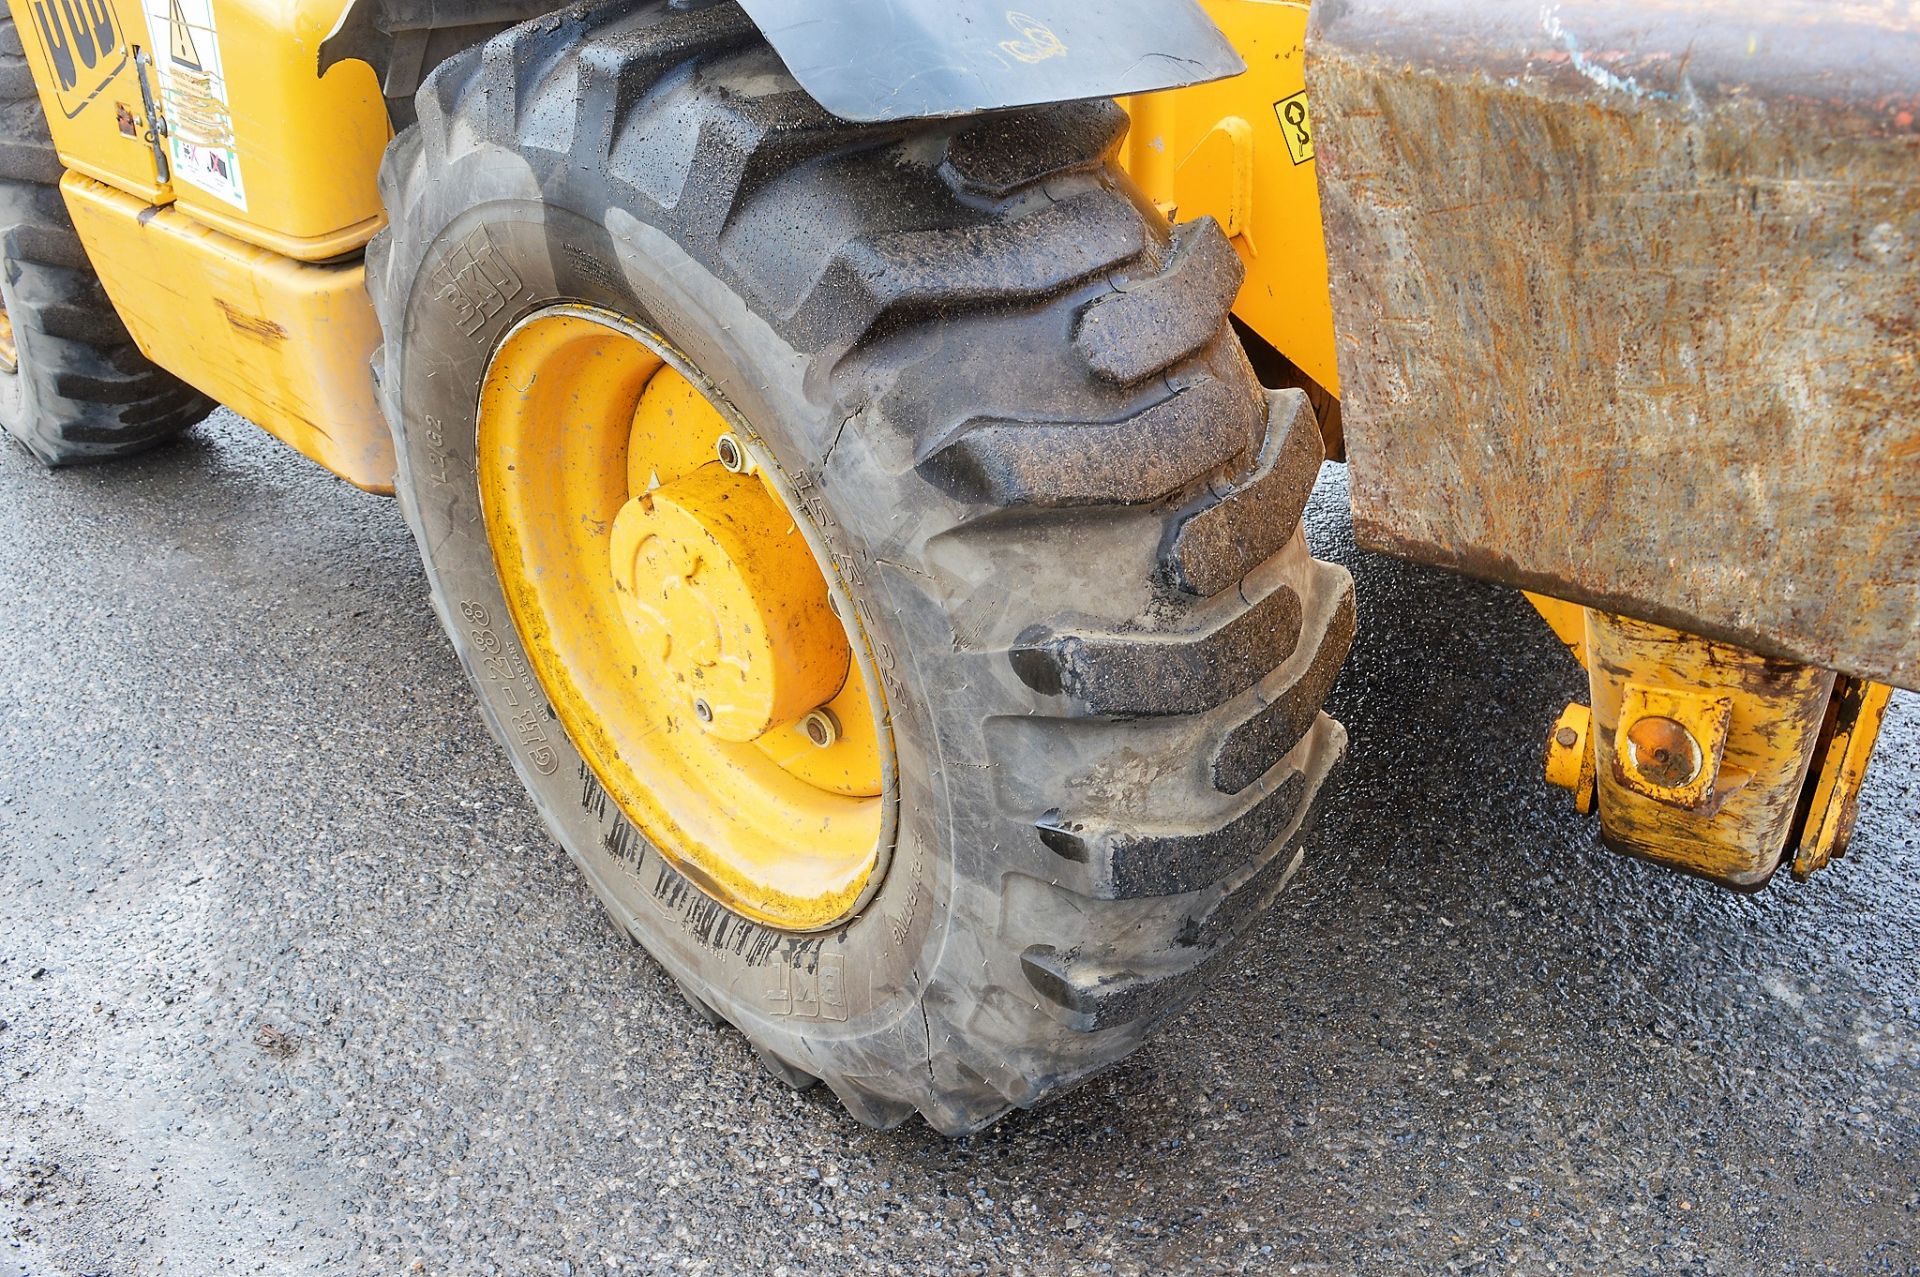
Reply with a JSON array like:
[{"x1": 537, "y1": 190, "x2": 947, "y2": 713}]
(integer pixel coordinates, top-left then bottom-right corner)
[{"x1": 1, "y1": 409, "x2": 1914, "y2": 1276}]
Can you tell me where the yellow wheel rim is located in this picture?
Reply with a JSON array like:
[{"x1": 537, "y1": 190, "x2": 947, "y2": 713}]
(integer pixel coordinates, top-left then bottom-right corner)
[{"x1": 477, "y1": 305, "x2": 892, "y2": 931}]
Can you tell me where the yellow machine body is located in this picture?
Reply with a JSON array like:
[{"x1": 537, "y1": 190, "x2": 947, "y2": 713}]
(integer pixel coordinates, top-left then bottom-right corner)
[
  {"x1": 61, "y1": 171, "x2": 392, "y2": 491},
  {"x1": 7, "y1": 0, "x2": 393, "y2": 487},
  {"x1": 7, "y1": 0, "x2": 389, "y2": 255},
  {"x1": 1122, "y1": 0, "x2": 1338, "y2": 399}
]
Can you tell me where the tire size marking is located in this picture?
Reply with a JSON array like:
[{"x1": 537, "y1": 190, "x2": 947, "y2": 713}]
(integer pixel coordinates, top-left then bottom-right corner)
[
  {"x1": 421, "y1": 414, "x2": 451, "y2": 486},
  {"x1": 886, "y1": 834, "x2": 926, "y2": 950},
  {"x1": 459, "y1": 599, "x2": 558, "y2": 775},
  {"x1": 790, "y1": 467, "x2": 902, "y2": 695},
  {"x1": 823, "y1": 545, "x2": 900, "y2": 680},
  {"x1": 433, "y1": 227, "x2": 525, "y2": 339},
  {"x1": 786, "y1": 468, "x2": 836, "y2": 536}
]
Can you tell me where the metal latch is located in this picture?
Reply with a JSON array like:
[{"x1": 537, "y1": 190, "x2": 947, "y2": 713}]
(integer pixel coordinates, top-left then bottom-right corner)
[{"x1": 132, "y1": 47, "x2": 171, "y2": 185}]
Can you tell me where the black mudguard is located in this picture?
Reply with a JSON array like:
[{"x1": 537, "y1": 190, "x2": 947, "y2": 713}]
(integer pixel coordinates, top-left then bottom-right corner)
[
  {"x1": 322, "y1": 0, "x2": 1241, "y2": 123},
  {"x1": 732, "y1": 0, "x2": 1241, "y2": 121}
]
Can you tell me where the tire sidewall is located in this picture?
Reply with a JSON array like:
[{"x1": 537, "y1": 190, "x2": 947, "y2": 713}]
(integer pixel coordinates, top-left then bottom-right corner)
[{"x1": 385, "y1": 170, "x2": 956, "y2": 1076}]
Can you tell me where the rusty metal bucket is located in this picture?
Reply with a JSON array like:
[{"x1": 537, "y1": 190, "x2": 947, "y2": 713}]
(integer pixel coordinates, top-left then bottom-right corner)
[{"x1": 1308, "y1": 0, "x2": 1920, "y2": 690}]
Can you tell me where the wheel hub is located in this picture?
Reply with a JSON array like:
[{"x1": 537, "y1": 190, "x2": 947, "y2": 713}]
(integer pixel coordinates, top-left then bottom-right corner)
[{"x1": 610, "y1": 464, "x2": 850, "y2": 743}]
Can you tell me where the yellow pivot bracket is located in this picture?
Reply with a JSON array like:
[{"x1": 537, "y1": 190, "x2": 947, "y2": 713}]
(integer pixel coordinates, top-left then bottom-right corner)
[{"x1": 1530, "y1": 595, "x2": 1891, "y2": 890}]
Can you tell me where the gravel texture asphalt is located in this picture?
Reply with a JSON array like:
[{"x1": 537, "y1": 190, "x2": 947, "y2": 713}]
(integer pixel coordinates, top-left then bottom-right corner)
[{"x1": 0, "y1": 409, "x2": 1914, "y2": 1277}]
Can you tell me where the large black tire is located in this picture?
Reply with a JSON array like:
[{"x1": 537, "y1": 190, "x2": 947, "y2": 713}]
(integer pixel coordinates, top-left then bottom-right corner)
[
  {"x1": 0, "y1": 18, "x2": 213, "y2": 466},
  {"x1": 369, "y1": 0, "x2": 1354, "y2": 1135}
]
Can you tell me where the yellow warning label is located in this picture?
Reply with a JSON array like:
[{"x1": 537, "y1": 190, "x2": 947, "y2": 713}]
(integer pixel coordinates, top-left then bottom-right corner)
[
  {"x1": 168, "y1": 0, "x2": 201, "y2": 70},
  {"x1": 1275, "y1": 90, "x2": 1314, "y2": 166}
]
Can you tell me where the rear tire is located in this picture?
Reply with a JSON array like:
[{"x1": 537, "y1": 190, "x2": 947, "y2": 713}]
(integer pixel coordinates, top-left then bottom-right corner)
[
  {"x1": 370, "y1": 0, "x2": 1353, "y2": 1134},
  {"x1": 0, "y1": 17, "x2": 213, "y2": 466}
]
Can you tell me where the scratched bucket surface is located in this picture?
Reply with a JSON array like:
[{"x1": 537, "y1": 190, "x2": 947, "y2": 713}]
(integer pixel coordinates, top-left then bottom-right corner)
[{"x1": 1307, "y1": 0, "x2": 1920, "y2": 689}]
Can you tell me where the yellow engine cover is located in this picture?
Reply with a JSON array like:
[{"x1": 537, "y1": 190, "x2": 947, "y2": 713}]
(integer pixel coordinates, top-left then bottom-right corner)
[{"x1": 6, "y1": 0, "x2": 390, "y2": 259}]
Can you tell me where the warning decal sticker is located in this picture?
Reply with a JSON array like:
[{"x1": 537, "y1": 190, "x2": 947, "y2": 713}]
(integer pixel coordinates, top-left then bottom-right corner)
[
  {"x1": 1274, "y1": 89, "x2": 1314, "y2": 167},
  {"x1": 143, "y1": 0, "x2": 246, "y2": 209}
]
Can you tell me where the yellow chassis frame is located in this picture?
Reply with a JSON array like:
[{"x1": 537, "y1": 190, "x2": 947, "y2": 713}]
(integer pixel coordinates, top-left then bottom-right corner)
[{"x1": 62, "y1": 173, "x2": 393, "y2": 493}]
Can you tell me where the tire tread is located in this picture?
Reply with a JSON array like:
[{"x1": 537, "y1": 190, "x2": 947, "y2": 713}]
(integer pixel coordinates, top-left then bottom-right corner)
[{"x1": 372, "y1": 0, "x2": 1352, "y2": 1136}]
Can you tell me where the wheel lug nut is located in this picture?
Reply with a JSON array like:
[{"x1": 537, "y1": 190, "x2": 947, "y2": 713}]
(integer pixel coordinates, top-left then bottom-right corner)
[
  {"x1": 802, "y1": 709, "x2": 839, "y2": 748},
  {"x1": 693, "y1": 697, "x2": 713, "y2": 724},
  {"x1": 715, "y1": 433, "x2": 750, "y2": 474}
]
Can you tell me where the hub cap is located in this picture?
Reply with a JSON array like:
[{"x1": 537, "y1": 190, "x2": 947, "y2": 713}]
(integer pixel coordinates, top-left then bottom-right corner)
[{"x1": 609, "y1": 464, "x2": 850, "y2": 744}]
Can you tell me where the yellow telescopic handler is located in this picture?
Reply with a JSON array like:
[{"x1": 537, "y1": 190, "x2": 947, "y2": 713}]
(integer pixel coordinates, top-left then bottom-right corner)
[{"x1": 1, "y1": 0, "x2": 1911, "y2": 1132}]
